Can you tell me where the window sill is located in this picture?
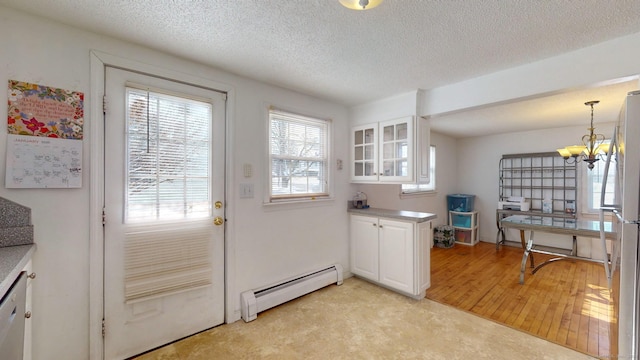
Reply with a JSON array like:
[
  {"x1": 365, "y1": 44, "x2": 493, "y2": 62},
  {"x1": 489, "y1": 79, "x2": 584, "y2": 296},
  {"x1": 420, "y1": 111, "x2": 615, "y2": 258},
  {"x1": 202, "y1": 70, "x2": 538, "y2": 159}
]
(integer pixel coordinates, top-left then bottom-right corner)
[
  {"x1": 400, "y1": 190, "x2": 437, "y2": 199},
  {"x1": 262, "y1": 196, "x2": 335, "y2": 211}
]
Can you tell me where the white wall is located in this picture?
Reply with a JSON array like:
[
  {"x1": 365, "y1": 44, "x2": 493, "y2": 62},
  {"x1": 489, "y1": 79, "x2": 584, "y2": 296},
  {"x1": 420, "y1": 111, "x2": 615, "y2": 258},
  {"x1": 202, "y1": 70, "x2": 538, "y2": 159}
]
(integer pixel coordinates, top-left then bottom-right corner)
[
  {"x1": 350, "y1": 90, "x2": 422, "y2": 125},
  {"x1": 456, "y1": 123, "x2": 616, "y2": 249},
  {"x1": 0, "y1": 6, "x2": 350, "y2": 359},
  {"x1": 354, "y1": 123, "x2": 617, "y2": 251},
  {"x1": 3, "y1": 4, "x2": 640, "y2": 359},
  {"x1": 352, "y1": 131, "x2": 457, "y2": 226}
]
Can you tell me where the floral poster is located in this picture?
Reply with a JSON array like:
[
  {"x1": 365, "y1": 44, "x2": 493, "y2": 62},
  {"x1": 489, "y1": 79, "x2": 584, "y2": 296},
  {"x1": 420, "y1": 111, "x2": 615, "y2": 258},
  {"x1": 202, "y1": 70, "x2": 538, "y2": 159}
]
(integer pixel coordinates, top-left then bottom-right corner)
[{"x1": 7, "y1": 80, "x2": 84, "y2": 139}]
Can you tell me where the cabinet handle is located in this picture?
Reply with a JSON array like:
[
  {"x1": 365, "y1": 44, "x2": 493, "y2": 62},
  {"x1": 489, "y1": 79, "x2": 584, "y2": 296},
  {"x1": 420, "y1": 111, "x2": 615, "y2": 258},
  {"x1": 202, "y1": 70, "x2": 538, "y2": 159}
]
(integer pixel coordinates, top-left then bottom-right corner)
[
  {"x1": 25, "y1": 311, "x2": 32, "y2": 319},
  {"x1": 379, "y1": 225, "x2": 383, "y2": 228},
  {"x1": 372, "y1": 223, "x2": 377, "y2": 227},
  {"x1": 27, "y1": 272, "x2": 36, "y2": 279}
]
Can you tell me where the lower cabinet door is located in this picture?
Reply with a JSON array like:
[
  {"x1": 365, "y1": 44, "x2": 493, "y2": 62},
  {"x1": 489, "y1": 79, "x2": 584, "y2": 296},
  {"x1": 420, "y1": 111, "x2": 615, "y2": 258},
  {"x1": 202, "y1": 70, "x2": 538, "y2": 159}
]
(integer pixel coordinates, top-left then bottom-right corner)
[
  {"x1": 350, "y1": 215, "x2": 379, "y2": 281},
  {"x1": 378, "y1": 219, "x2": 414, "y2": 294}
]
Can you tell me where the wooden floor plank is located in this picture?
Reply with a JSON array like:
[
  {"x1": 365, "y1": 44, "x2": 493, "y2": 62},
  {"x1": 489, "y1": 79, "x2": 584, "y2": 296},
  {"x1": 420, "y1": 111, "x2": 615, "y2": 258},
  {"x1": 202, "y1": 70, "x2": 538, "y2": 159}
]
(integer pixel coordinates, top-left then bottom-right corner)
[{"x1": 425, "y1": 241, "x2": 618, "y2": 358}]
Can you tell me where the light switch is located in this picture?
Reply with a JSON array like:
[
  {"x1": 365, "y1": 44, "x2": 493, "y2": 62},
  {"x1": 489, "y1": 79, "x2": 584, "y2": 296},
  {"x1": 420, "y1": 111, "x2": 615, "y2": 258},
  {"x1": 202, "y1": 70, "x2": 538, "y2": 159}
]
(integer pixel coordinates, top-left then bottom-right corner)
[{"x1": 239, "y1": 183, "x2": 254, "y2": 198}]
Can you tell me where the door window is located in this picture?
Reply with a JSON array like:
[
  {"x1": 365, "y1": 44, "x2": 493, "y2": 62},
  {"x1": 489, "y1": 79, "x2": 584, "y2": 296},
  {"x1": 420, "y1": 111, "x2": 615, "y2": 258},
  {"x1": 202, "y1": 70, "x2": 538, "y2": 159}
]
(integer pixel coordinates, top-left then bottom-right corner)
[{"x1": 126, "y1": 86, "x2": 212, "y2": 223}]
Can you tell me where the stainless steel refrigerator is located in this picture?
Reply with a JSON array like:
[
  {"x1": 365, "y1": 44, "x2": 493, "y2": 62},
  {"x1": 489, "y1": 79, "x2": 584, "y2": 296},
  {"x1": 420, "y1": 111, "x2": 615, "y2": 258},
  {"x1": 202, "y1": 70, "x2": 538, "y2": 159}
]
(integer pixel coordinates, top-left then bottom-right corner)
[{"x1": 600, "y1": 90, "x2": 640, "y2": 359}]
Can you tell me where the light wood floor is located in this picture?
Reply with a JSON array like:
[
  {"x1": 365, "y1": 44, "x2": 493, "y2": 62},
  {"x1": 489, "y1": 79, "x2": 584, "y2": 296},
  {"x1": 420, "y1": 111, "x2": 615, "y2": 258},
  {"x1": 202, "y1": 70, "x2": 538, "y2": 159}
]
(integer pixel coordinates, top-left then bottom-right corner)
[{"x1": 426, "y1": 241, "x2": 619, "y2": 359}]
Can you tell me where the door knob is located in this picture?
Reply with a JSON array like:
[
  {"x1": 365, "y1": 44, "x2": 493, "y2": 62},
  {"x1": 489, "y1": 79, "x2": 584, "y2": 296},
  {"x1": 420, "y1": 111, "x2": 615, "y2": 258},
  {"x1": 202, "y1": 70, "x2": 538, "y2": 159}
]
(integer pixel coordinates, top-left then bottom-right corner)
[
  {"x1": 215, "y1": 201, "x2": 223, "y2": 209},
  {"x1": 214, "y1": 216, "x2": 224, "y2": 226}
]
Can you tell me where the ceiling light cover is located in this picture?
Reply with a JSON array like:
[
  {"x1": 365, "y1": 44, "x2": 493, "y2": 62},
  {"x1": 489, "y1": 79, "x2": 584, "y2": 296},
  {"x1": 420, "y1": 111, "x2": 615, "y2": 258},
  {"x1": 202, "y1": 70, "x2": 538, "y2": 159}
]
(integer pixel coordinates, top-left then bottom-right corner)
[{"x1": 339, "y1": 0, "x2": 383, "y2": 10}]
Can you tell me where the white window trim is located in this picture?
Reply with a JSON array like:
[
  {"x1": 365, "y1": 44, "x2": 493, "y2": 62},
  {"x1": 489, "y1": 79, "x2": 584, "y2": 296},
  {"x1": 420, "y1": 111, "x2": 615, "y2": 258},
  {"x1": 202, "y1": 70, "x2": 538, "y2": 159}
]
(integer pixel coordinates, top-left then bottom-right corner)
[
  {"x1": 265, "y1": 106, "x2": 333, "y2": 205},
  {"x1": 400, "y1": 145, "x2": 436, "y2": 197},
  {"x1": 581, "y1": 140, "x2": 615, "y2": 215}
]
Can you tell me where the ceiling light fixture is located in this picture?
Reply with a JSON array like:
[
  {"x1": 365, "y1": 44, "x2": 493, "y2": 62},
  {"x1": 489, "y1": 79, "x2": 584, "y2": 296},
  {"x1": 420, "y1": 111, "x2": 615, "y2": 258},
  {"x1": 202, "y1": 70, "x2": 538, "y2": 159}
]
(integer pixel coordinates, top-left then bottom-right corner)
[
  {"x1": 557, "y1": 100, "x2": 609, "y2": 170},
  {"x1": 339, "y1": 0, "x2": 383, "y2": 10}
]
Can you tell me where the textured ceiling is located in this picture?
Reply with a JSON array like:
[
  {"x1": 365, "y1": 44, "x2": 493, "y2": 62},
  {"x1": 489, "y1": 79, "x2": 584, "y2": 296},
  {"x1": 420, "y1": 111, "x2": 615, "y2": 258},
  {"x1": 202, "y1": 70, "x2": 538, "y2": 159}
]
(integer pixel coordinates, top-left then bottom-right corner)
[
  {"x1": 430, "y1": 79, "x2": 640, "y2": 138},
  {"x1": 2, "y1": 0, "x2": 640, "y2": 137}
]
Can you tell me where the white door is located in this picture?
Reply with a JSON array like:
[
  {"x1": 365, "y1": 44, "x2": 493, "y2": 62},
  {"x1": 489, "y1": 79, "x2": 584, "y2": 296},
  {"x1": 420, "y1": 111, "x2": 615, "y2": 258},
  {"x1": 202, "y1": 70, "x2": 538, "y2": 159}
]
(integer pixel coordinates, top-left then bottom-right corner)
[
  {"x1": 103, "y1": 67, "x2": 225, "y2": 359},
  {"x1": 378, "y1": 219, "x2": 414, "y2": 294}
]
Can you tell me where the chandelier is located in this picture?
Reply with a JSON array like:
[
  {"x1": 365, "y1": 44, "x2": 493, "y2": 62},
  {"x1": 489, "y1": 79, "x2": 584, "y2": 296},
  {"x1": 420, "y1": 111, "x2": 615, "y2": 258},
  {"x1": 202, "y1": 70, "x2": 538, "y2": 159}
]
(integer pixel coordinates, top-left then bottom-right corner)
[
  {"x1": 339, "y1": 0, "x2": 383, "y2": 10},
  {"x1": 557, "y1": 100, "x2": 608, "y2": 170}
]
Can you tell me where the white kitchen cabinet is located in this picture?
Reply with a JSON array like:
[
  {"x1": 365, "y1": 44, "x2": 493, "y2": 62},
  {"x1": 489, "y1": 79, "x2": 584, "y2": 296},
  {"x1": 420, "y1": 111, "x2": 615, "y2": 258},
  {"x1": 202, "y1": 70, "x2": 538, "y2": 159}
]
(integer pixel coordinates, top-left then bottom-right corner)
[
  {"x1": 351, "y1": 116, "x2": 430, "y2": 184},
  {"x1": 350, "y1": 214, "x2": 380, "y2": 281},
  {"x1": 378, "y1": 218, "x2": 414, "y2": 294},
  {"x1": 350, "y1": 214, "x2": 431, "y2": 299},
  {"x1": 0, "y1": 245, "x2": 35, "y2": 360},
  {"x1": 351, "y1": 123, "x2": 378, "y2": 182}
]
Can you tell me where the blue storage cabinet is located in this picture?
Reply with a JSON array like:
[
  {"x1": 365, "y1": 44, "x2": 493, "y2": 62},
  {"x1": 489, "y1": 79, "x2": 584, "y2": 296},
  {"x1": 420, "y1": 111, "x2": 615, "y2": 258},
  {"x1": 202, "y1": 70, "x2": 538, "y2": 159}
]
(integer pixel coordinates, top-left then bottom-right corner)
[{"x1": 448, "y1": 210, "x2": 479, "y2": 246}]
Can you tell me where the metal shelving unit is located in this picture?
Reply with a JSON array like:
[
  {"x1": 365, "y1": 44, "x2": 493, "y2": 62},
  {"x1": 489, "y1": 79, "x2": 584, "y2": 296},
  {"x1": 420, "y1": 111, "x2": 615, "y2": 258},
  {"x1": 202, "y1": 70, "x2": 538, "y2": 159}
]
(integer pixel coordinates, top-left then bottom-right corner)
[{"x1": 496, "y1": 152, "x2": 578, "y2": 248}]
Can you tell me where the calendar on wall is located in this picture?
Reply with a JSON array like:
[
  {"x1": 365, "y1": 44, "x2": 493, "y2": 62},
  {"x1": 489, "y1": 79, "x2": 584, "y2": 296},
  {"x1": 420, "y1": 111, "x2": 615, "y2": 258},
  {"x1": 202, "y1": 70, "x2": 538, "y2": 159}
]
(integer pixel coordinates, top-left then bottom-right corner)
[
  {"x1": 5, "y1": 134, "x2": 82, "y2": 188},
  {"x1": 5, "y1": 80, "x2": 84, "y2": 188}
]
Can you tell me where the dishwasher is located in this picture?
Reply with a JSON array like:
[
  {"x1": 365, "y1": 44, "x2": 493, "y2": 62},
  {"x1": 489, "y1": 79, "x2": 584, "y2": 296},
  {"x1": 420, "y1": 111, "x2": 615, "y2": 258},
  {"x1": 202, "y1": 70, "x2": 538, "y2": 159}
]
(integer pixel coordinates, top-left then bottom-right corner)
[{"x1": 0, "y1": 271, "x2": 27, "y2": 360}]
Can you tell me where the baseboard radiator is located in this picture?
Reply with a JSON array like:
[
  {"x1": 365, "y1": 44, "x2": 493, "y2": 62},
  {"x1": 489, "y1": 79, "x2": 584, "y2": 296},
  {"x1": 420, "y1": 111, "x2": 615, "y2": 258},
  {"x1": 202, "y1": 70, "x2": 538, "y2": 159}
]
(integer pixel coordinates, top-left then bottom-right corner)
[{"x1": 240, "y1": 264, "x2": 343, "y2": 322}]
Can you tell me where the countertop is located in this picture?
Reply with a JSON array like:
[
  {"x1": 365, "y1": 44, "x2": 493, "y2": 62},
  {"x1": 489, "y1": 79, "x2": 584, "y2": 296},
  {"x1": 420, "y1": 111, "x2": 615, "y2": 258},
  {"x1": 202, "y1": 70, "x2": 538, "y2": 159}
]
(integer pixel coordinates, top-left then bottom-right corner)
[
  {"x1": 348, "y1": 207, "x2": 437, "y2": 223},
  {"x1": 0, "y1": 244, "x2": 35, "y2": 297}
]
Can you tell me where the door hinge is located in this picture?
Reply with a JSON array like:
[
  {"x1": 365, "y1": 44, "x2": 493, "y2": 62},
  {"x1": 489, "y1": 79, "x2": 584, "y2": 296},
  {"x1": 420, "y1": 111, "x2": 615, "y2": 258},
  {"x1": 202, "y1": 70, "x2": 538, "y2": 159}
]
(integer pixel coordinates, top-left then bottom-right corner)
[
  {"x1": 102, "y1": 208, "x2": 106, "y2": 226},
  {"x1": 222, "y1": 93, "x2": 227, "y2": 101},
  {"x1": 102, "y1": 95, "x2": 107, "y2": 114},
  {"x1": 102, "y1": 318, "x2": 106, "y2": 338}
]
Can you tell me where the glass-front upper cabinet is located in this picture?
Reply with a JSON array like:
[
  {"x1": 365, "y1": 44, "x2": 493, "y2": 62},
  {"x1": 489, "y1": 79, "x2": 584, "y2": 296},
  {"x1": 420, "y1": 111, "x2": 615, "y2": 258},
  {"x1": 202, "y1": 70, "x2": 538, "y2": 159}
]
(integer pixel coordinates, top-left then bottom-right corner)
[
  {"x1": 351, "y1": 116, "x2": 428, "y2": 184},
  {"x1": 380, "y1": 120, "x2": 410, "y2": 179},
  {"x1": 352, "y1": 123, "x2": 378, "y2": 182}
]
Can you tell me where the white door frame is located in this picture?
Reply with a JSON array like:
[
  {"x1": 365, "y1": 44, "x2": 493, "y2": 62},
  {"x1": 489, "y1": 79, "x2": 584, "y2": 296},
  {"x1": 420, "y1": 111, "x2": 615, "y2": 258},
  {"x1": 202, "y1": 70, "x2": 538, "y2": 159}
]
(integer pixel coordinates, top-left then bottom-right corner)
[{"x1": 88, "y1": 50, "x2": 237, "y2": 359}]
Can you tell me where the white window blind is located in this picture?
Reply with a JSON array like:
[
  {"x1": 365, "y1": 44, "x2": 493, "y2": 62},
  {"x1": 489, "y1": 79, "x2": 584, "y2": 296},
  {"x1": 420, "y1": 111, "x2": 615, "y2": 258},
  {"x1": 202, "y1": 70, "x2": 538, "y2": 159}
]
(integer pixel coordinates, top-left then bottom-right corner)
[
  {"x1": 269, "y1": 108, "x2": 330, "y2": 201},
  {"x1": 126, "y1": 86, "x2": 212, "y2": 222},
  {"x1": 123, "y1": 86, "x2": 214, "y2": 302},
  {"x1": 124, "y1": 221, "x2": 213, "y2": 303}
]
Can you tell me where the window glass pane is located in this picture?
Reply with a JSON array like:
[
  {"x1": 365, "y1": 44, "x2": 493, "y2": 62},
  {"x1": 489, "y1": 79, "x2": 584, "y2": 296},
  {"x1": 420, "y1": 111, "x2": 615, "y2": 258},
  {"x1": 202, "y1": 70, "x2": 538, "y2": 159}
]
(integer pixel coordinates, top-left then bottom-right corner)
[
  {"x1": 402, "y1": 145, "x2": 436, "y2": 194},
  {"x1": 383, "y1": 125, "x2": 394, "y2": 142},
  {"x1": 584, "y1": 140, "x2": 615, "y2": 212},
  {"x1": 269, "y1": 109, "x2": 329, "y2": 201},
  {"x1": 126, "y1": 88, "x2": 212, "y2": 222},
  {"x1": 364, "y1": 128, "x2": 374, "y2": 144},
  {"x1": 354, "y1": 130, "x2": 363, "y2": 145},
  {"x1": 396, "y1": 123, "x2": 407, "y2": 140},
  {"x1": 364, "y1": 145, "x2": 374, "y2": 160}
]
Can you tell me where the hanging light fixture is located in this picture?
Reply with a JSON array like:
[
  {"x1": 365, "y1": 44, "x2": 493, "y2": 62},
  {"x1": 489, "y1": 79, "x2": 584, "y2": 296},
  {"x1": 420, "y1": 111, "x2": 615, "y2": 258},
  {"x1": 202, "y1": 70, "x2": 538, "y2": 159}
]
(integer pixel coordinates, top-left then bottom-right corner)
[
  {"x1": 557, "y1": 100, "x2": 608, "y2": 170},
  {"x1": 339, "y1": 0, "x2": 383, "y2": 10}
]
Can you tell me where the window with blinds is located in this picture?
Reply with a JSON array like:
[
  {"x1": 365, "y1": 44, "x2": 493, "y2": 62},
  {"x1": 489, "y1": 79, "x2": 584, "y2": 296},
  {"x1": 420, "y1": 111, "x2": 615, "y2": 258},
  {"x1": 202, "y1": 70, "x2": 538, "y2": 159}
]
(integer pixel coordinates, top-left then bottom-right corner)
[
  {"x1": 268, "y1": 108, "x2": 330, "y2": 202},
  {"x1": 126, "y1": 86, "x2": 212, "y2": 223},
  {"x1": 123, "y1": 85, "x2": 215, "y2": 302}
]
